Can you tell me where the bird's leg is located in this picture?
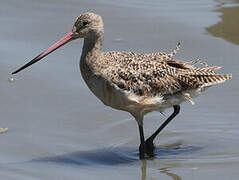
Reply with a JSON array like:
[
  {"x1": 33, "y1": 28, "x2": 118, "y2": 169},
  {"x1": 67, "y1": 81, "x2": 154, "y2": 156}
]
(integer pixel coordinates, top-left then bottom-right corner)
[
  {"x1": 137, "y1": 122, "x2": 146, "y2": 159},
  {"x1": 145, "y1": 105, "x2": 180, "y2": 151}
]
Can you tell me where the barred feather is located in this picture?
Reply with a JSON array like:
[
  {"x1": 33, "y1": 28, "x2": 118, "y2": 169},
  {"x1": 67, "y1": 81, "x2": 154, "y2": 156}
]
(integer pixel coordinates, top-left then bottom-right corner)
[{"x1": 100, "y1": 52, "x2": 232, "y2": 96}]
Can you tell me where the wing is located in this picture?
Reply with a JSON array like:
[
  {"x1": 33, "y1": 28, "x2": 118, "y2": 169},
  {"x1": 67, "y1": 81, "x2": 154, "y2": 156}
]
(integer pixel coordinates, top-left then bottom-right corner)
[
  {"x1": 100, "y1": 51, "x2": 231, "y2": 97},
  {"x1": 101, "y1": 52, "x2": 185, "y2": 96}
]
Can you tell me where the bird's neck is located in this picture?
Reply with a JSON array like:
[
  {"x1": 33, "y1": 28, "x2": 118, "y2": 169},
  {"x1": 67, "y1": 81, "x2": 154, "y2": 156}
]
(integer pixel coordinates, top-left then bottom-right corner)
[{"x1": 80, "y1": 31, "x2": 103, "y2": 70}]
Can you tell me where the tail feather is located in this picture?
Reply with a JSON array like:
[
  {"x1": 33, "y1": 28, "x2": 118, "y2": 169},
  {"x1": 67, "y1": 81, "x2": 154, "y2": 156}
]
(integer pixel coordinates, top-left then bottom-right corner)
[
  {"x1": 168, "y1": 42, "x2": 181, "y2": 58},
  {"x1": 195, "y1": 73, "x2": 232, "y2": 87},
  {"x1": 178, "y1": 66, "x2": 232, "y2": 89},
  {"x1": 195, "y1": 66, "x2": 221, "y2": 73}
]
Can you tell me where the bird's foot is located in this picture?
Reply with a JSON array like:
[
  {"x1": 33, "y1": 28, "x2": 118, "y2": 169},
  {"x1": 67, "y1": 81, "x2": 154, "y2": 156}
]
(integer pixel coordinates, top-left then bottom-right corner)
[
  {"x1": 139, "y1": 140, "x2": 156, "y2": 159},
  {"x1": 144, "y1": 139, "x2": 155, "y2": 157}
]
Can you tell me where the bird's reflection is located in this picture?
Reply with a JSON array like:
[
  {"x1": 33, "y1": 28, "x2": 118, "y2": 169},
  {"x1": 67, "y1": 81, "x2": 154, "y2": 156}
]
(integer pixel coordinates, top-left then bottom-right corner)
[
  {"x1": 140, "y1": 160, "x2": 182, "y2": 180},
  {"x1": 159, "y1": 167, "x2": 182, "y2": 180},
  {"x1": 141, "y1": 160, "x2": 147, "y2": 180}
]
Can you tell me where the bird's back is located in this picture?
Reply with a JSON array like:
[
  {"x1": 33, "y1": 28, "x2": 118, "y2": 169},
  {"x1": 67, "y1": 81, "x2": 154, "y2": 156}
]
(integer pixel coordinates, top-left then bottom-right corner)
[{"x1": 99, "y1": 51, "x2": 232, "y2": 98}]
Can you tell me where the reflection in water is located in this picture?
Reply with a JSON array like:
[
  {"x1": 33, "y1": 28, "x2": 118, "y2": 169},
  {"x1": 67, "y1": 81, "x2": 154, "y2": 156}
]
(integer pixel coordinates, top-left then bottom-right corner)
[
  {"x1": 159, "y1": 167, "x2": 182, "y2": 180},
  {"x1": 140, "y1": 160, "x2": 182, "y2": 180},
  {"x1": 141, "y1": 160, "x2": 147, "y2": 180},
  {"x1": 206, "y1": 1, "x2": 239, "y2": 45}
]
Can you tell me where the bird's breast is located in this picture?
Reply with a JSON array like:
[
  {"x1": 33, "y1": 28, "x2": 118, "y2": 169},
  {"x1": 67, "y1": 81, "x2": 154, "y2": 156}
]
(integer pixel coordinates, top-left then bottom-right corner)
[{"x1": 80, "y1": 60, "x2": 132, "y2": 111}]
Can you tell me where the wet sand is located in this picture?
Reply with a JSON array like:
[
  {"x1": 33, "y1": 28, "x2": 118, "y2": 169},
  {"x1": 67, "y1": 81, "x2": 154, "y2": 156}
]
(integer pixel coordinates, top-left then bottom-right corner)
[
  {"x1": 206, "y1": 0, "x2": 239, "y2": 45},
  {"x1": 0, "y1": 0, "x2": 239, "y2": 179}
]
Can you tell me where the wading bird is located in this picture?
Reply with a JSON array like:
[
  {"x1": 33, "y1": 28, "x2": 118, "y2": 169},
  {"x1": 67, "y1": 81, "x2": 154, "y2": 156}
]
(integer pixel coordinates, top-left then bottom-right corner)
[{"x1": 12, "y1": 12, "x2": 232, "y2": 159}]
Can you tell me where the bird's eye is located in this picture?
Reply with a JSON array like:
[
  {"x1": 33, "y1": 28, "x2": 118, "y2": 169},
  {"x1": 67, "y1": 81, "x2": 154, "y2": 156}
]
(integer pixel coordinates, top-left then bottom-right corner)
[{"x1": 82, "y1": 21, "x2": 89, "y2": 26}]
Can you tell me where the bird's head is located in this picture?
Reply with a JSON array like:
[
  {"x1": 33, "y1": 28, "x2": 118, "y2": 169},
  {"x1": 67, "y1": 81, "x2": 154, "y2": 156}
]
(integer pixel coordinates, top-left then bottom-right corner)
[
  {"x1": 12, "y1": 12, "x2": 103, "y2": 74},
  {"x1": 72, "y1": 12, "x2": 104, "y2": 39}
]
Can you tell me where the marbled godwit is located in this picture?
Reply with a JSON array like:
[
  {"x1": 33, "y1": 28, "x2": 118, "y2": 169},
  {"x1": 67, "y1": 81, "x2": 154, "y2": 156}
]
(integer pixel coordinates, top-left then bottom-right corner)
[{"x1": 12, "y1": 12, "x2": 232, "y2": 159}]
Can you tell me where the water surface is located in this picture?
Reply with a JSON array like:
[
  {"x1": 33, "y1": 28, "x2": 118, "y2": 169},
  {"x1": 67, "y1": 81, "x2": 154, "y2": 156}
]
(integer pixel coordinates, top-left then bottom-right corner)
[{"x1": 0, "y1": 0, "x2": 238, "y2": 179}]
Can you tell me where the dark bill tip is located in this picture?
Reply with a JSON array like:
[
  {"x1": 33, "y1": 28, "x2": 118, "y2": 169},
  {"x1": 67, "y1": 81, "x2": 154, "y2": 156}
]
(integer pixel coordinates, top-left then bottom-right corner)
[
  {"x1": 12, "y1": 54, "x2": 42, "y2": 74},
  {"x1": 11, "y1": 31, "x2": 75, "y2": 75}
]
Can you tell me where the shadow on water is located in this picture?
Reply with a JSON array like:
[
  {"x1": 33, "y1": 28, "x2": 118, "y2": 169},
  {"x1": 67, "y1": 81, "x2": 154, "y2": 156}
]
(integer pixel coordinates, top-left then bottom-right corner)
[
  {"x1": 30, "y1": 142, "x2": 201, "y2": 179},
  {"x1": 34, "y1": 147, "x2": 138, "y2": 166},
  {"x1": 32, "y1": 141, "x2": 202, "y2": 166},
  {"x1": 206, "y1": 0, "x2": 239, "y2": 45},
  {"x1": 154, "y1": 142, "x2": 202, "y2": 159}
]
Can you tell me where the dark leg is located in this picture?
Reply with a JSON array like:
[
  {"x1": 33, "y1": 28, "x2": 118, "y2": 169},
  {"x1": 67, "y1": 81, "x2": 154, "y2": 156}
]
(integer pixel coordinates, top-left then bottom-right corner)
[
  {"x1": 138, "y1": 123, "x2": 146, "y2": 159},
  {"x1": 145, "y1": 105, "x2": 180, "y2": 151}
]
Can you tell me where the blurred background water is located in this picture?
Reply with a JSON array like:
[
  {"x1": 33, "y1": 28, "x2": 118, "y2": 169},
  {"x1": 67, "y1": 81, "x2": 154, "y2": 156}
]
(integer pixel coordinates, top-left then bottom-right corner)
[{"x1": 0, "y1": 0, "x2": 238, "y2": 179}]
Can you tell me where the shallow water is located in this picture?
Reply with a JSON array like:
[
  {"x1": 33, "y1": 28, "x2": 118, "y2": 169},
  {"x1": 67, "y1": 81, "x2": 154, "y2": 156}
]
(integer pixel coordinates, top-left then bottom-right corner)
[{"x1": 0, "y1": 0, "x2": 239, "y2": 179}]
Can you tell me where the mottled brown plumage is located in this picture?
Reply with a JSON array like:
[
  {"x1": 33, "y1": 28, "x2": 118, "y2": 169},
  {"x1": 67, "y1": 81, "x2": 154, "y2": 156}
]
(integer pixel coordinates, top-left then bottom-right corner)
[{"x1": 100, "y1": 51, "x2": 231, "y2": 97}]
